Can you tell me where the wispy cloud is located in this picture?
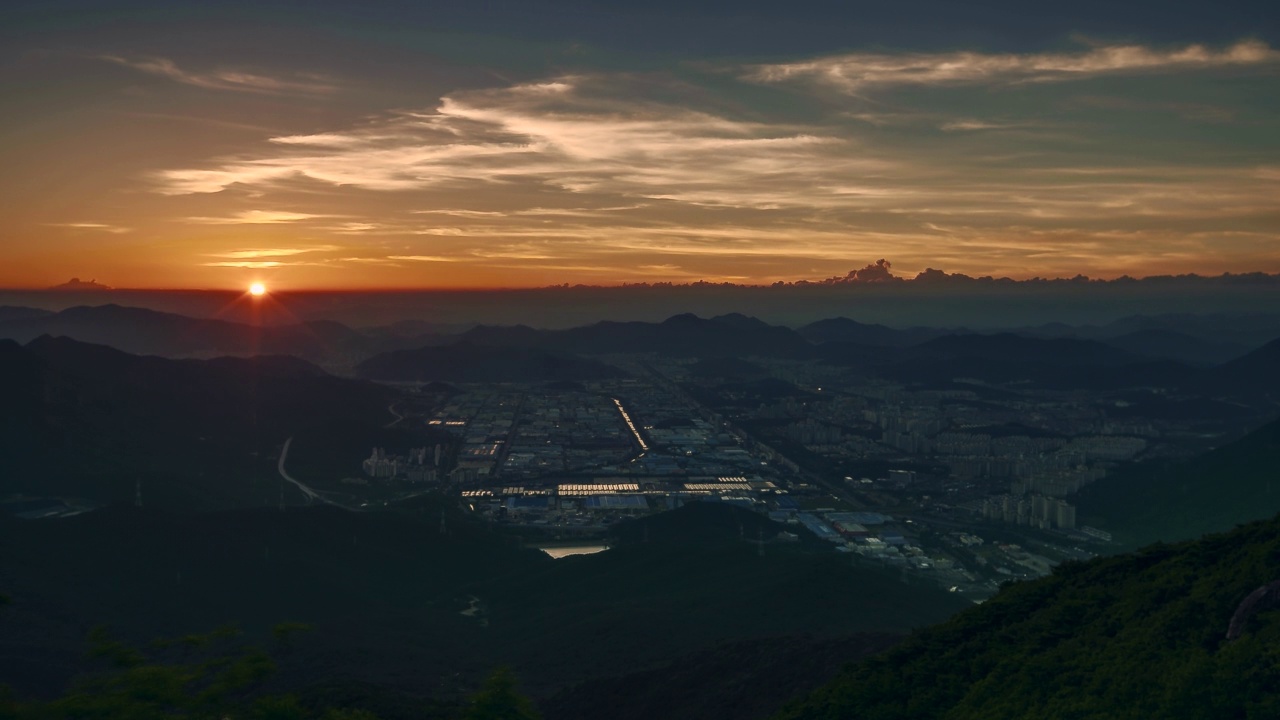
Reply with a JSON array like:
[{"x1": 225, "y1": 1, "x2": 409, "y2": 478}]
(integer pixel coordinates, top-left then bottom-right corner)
[
  {"x1": 202, "y1": 261, "x2": 285, "y2": 268},
  {"x1": 386, "y1": 255, "x2": 463, "y2": 263},
  {"x1": 940, "y1": 119, "x2": 1037, "y2": 132},
  {"x1": 148, "y1": 49, "x2": 1280, "y2": 280},
  {"x1": 336, "y1": 256, "x2": 403, "y2": 265},
  {"x1": 747, "y1": 40, "x2": 1280, "y2": 92},
  {"x1": 153, "y1": 74, "x2": 886, "y2": 210},
  {"x1": 468, "y1": 243, "x2": 559, "y2": 260},
  {"x1": 187, "y1": 210, "x2": 332, "y2": 224},
  {"x1": 327, "y1": 222, "x2": 388, "y2": 234},
  {"x1": 413, "y1": 209, "x2": 508, "y2": 218},
  {"x1": 207, "y1": 245, "x2": 342, "y2": 260},
  {"x1": 100, "y1": 55, "x2": 338, "y2": 95},
  {"x1": 46, "y1": 222, "x2": 131, "y2": 234}
]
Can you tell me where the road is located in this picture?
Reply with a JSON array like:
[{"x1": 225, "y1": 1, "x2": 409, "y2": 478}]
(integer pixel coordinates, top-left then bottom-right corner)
[
  {"x1": 277, "y1": 436, "x2": 347, "y2": 509},
  {"x1": 611, "y1": 396, "x2": 650, "y2": 453},
  {"x1": 385, "y1": 402, "x2": 405, "y2": 428},
  {"x1": 638, "y1": 360, "x2": 863, "y2": 508}
]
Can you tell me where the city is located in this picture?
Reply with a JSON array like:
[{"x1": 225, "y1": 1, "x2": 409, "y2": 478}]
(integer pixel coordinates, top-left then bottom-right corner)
[{"x1": 288, "y1": 338, "x2": 1258, "y2": 604}]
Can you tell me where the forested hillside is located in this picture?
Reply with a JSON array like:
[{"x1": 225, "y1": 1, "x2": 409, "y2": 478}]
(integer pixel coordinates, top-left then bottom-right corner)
[{"x1": 775, "y1": 514, "x2": 1280, "y2": 720}]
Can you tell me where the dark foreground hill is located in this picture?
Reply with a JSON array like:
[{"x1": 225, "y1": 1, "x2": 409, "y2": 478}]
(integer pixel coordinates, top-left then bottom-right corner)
[
  {"x1": 0, "y1": 502, "x2": 968, "y2": 713},
  {"x1": 0, "y1": 337, "x2": 394, "y2": 507},
  {"x1": 775, "y1": 513, "x2": 1280, "y2": 720},
  {"x1": 542, "y1": 634, "x2": 903, "y2": 720},
  {"x1": 1074, "y1": 416, "x2": 1280, "y2": 549}
]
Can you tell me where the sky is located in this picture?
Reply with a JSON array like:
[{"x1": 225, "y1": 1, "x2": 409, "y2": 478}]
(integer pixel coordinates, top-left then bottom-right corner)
[{"x1": 2, "y1": 0, "x2": 1278, "y2": 290}]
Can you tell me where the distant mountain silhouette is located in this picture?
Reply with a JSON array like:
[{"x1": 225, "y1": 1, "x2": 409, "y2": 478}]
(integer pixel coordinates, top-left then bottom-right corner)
[
  {"x1": 1100, "y1": 328, "x2": 1248, "y2": 366},
  {"x1": 812, "y1": 332, "x2": 1224, "y2": 395},
  {"x1": 0, "y1": 304, "x2": 362, "y2": 363},
  {"x1": 1217, "y1": 336, "x2": 1280, "y2": 386},
  {"x1": 0, "y1": 306, "x2": 54, "y2": 323},
  {"x1": 460, "y1": 323, "x2": 548, "y2": 348},
  {"x1": 456, "y1": 314, "x2": 813, "y2": 358},
  {"x1": 708, "y1": 312, "x2": 774, "y2": 331},
  {"x1": 355, "y1": 343, "x2": 625, "y2": 382},
  {"x1": 912, "y1": 333, "x2": 1141, "y2": 365},
  {"x1": 365, "y1": 318, "x2": 476, "y2": 337},
  {"x1": 796, "y1": 317, "x2": 947, "y2": 347},
  {"x1": 687, "y1": 356, "x2": 768, "y2": 380},
  {"x1": 1099, "y1": 312, "x2": 1280, "y2": 349},
  {"x1": 1017, "y1": 314, "x2": 1280, "y2": 353}
]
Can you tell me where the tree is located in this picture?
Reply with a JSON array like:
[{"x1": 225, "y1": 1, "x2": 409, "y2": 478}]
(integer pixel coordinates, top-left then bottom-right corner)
[
  {"x1": 19, "y1": 627, "x2": 276, "y2": 720},
  {"x1": 460, "y1": 668, "x2": 541, "y2": 720}
]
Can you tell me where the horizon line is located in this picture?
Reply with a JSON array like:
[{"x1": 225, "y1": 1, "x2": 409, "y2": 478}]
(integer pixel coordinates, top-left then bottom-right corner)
[{"x1": 8, "y1": 268, "x2": 1280, "y2": 293}]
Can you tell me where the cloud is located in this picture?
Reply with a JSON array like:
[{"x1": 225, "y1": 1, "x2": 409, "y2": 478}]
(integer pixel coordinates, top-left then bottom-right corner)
[
  {"x1": 202, "y1": 261, "x2": 285, "y2": 268},
  {"x1": 413, "y1": 209, "x2": 508, "y2": 218},
  {"x1": 207, "y1": 245, "x2": 342, "y2": 259},
  {"x1": 939, "y1": 120, "x2": 1035, "y2": 132},
  {"x1": 386, "y1": 255, "x2": 462, "y2": 262},
  {"x1": 152, "y1": 75, "x2": 878, "y2": 210},
  {"x1": 46, "y1": 222, "x2": 131, "y2": 234},
  {"x1": 747, "y1": 40, "x2": 1280, "y2": 92},
  {"x1": 148, "y1": 53, "x2": 1279, "y2": 280},
  {"x1": 414, "y1": 206, "x2": 647, "y2": 219},
  {"x1": 100, "y1": 55, "x2": 338, "y2": 95},
  {"x1": 336, "y1": 257, "x2": 402, "y2": 264},
  {"x1": 327, "y1": 222, "x2": 387, "y2": 234},
  {"x1": 468, "y1": 243, "x2": 559, "y2": 260},
  {"x1": 187, "y1": 210, "x2": 332, "y2": 224}
]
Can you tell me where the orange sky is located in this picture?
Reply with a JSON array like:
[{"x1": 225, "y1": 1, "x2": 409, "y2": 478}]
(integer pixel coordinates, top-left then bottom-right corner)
[{"x1": 3, "y1": 7, "x2": 1278, "y2": 289}]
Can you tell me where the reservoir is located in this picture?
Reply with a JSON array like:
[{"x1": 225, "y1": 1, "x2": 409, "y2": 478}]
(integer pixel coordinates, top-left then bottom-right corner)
[{"x1": 538, "y1": 544, "x2": 608, "y2": 559}]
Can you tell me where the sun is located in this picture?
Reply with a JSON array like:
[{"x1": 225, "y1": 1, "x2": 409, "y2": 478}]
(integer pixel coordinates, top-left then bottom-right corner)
[{"x1": 249, "y1": 282, "x2": 267, "y2": 297}]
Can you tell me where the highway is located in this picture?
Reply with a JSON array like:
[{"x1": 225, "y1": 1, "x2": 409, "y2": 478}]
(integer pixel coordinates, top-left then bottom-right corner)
[
  {"x1": 385, "y1": 402, "x2": 405, "y2": 428},
  {"x1": 612, "y1": 396, "x2": 650, "y2": 452},
  {"x1": 277, "y1": 436, "x2": 347, "y2": 508},
  {"x1": 639, "y1": 361, "x2": 865, "y2": 509}
]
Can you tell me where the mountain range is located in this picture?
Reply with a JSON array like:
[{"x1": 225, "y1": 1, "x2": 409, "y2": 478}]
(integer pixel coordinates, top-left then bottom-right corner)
[
  {"x1": 0, "y1": 304, "x2": 361, "y2": 363},
  {"x1": 354, "y1": 343, "x2": 626, "y2": 383},
  {"x1": 455, "y1": 313, "x2": 815, "y2": 359},
  {"x1": 3, "y1": 302, "x2": 1274, "y2": 367}
]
